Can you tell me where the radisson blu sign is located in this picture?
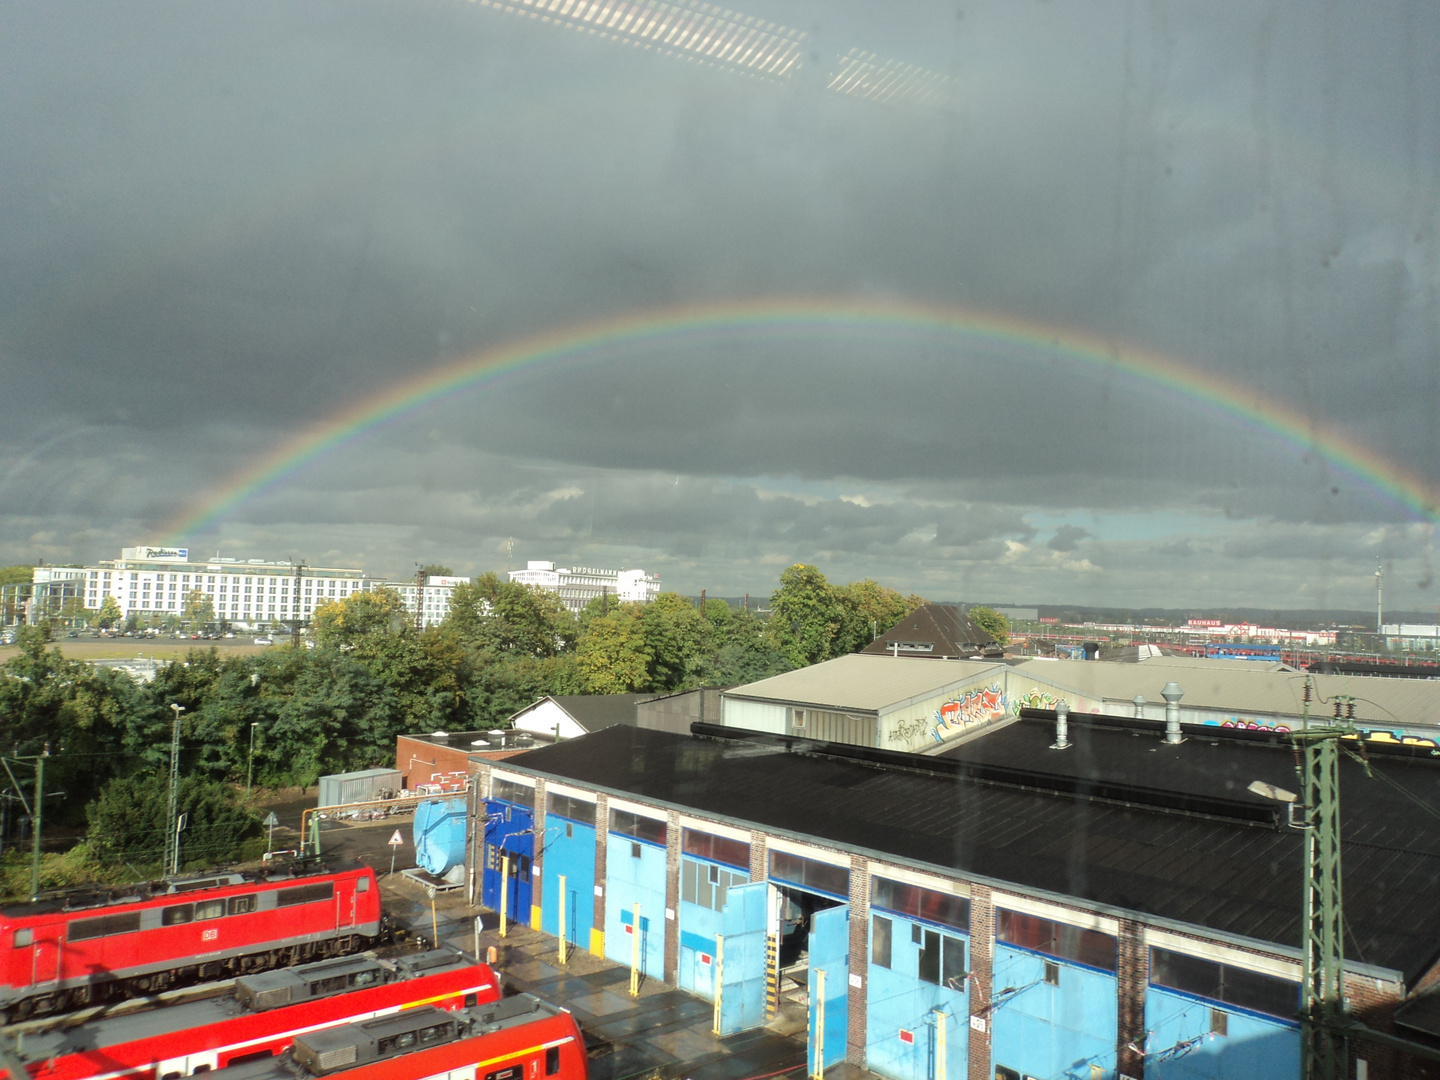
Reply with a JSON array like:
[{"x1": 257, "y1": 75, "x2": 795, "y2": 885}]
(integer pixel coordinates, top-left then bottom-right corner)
[{"x1": 122, "y1": 546, "x2": 189, "y2": 562}]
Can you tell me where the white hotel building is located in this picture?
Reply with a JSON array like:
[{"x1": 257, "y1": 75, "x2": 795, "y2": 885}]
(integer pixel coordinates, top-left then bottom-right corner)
[
  {"x1": 386, "y1": 576, "x2": 471, "y2": 629},
  {"x1": 507, "y1": 560, "x2": 660, "y2": 613},
  {"x1": 53, "y1": 546, "x2": 373, "y2": 628}
]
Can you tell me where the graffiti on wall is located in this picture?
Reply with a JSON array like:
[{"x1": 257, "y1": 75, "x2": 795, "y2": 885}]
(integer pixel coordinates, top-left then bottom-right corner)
[
  {"x1": 1206, "y1": 717, "x2": 1292, "y2": 734},
  {"x1": 888, "y1": 715, "x2": 931, "y2": 746},
  {"x1": 931, "y1": 684, "x2": 1007, "y2": 742},
  {"x1": 1009, "y1": 688, "x2": 1066, "y2": 716}
]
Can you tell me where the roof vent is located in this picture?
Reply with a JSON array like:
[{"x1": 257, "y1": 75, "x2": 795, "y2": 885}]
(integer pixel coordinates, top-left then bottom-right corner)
[
  {"x1": 1049, "y1": 701, "x2": 1071, "y2": 751},
  {"x1": 1161, "y1": 682, "x2": 1184, "y2": 744},
  {"x1": 1132, "y1": 694, "x2": 1146, "y2": 719}
]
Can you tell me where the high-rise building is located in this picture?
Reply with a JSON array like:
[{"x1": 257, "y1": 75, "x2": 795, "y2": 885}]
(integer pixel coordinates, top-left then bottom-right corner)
[
  {"x1": 386, "y1": 575, "x2": 471, "y2": 628},
  {"x1": 34, "y1": 546, "x2": 373, "y2": 629}
]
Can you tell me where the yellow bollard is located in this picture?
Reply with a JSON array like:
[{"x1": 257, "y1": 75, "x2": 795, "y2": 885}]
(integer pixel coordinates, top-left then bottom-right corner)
[
  {"x1": 557, "y1": 875, "x2": 568, "y2": 965},
  {"x1": 811, "y1": 968, "x2": 826, "y2": 1080},
  {"x1": 629, "y1": 903, "x2": 642, "y2": 997},
  {"x1": 499, "y1": 855, "x2": 509, "y2": 938}
]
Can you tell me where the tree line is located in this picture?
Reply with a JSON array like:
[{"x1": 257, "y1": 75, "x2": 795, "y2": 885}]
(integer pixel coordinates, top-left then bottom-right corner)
[{"x1": 0, "y1": 564, "x2": 924, "y2": 887}]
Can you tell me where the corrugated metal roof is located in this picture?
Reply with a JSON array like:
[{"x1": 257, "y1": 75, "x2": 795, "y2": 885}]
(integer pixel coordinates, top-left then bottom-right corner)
[
  {"x1": 724, "y1": 654, "x2": 1005, "y2": 713},
  {"x1": 1011, "y1": 657, "x2": 1440, "y2": 727}
]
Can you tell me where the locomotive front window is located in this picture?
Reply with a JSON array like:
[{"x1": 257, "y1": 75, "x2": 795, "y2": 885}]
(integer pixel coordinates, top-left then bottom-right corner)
[
  {"x1": 227, "y1": 895, "x2": 257, "y2": 915},
  {"x1": 13, "y1": 929, "x2": 32, "y2": 947},
  {"x1": 195, "y1": 900, "x2": 226, "y2": 921},
  {"x1": 163, "y1": 904, "x2": 195, "y2": 925}
]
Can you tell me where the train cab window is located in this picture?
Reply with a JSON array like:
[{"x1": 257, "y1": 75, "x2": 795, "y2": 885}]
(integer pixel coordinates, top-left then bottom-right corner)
[
  {"x1": 545, "y1": 1046, "x2": 561, "y2": 1075},
  {"x1": 227, "y1": 895, "x2": 257, "y2": 915},
  {"x1": 464, "y1": 993, "x2": 478, "y2": 1007},
  {"x1": 13, "y1": 929, "x2": 32, "y2": 947},
  {"x1": 357, "y1": 877, "x2": 370, "y2": 892},
  {"x1": 195, "y1": 900, "x2": 226, "y2": 921},
  {"x1": 163, "y1": 904, "x2": 195, "y2": 925}
]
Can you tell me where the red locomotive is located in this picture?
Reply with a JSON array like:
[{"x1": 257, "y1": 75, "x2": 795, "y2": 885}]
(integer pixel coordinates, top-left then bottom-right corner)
[
  {"x1": 0, "y1": 864, "x2": 384, "y2": 1019},
  {"x1": 213, "y1": 996, "x2": 587, "y2": 1080},
  {"x1": 16, "y1": 948, "x2": 501, "y2": 1080}
]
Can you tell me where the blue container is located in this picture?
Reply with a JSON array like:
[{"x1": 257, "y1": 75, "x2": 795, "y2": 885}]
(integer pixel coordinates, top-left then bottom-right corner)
[{"x1": 413, "y1": 797, "x2": 467, "y2": 876}]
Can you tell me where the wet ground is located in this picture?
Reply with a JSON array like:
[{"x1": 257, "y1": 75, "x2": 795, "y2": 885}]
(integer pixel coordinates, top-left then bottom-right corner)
[{"x1": 379, "y1": 873, "x2": 818, "y2": 1080}]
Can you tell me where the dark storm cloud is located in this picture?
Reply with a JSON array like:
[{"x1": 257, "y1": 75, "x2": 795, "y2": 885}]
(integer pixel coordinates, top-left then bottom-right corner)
[{"x1": 2, "y1": 0, "x2": 1437, "y2": 608}]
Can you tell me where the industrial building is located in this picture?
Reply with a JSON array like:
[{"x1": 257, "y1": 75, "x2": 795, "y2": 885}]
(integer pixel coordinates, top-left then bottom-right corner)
[
  {"x1": 508, "y1": 560, "x2": 660, "y2": 612},
  {"x1": 463, "y1": 711, "x2": 1440, "y2": 1080},
  {"x1": 717, "y1": 653, "x2": 1440, "y2": 753}
]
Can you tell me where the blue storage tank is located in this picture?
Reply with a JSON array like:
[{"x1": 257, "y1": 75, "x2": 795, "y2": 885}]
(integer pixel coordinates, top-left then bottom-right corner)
[{"x1": 413, "y1": 797, "x2": 468, "y2": 876}]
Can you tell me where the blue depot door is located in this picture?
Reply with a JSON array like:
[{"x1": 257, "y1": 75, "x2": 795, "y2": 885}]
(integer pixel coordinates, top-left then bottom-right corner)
[
  {"x1": 541, "y1": 815, "x2": 596, "y2": 951},
  {"x1": 808, "y1": 905, "x2": 849, "y2": 1072},
  {"x1": 481, "y1": 799, "x2": 533, "y2": 923},
  {"x1": 718, "y1": 881, "x2": 769, "y2": 1034},
  {"x1": 604, "y1": 836, "x2": 666, "y2": 980}
]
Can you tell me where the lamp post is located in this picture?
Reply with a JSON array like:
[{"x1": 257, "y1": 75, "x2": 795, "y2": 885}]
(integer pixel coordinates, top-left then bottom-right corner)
[{"x1": 165, "y1": 703, "x2": 185, "y2": 877}]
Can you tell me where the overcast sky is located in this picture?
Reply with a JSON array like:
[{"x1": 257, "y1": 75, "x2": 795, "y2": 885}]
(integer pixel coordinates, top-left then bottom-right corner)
[{"x1": 3, "y1": 0, "x2": 1438, "y2": 612}]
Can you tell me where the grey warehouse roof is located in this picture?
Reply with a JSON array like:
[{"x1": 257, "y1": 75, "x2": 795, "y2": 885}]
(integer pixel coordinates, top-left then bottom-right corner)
[
  {"x1": 1011, "y1": 657, "x2": 1440, "y2": 728},
  {"x1": 724, "y1": 653, "x2": 1003, "y2": 714},
  {"x1": 497, "y1": 719, "x2": 1440, "y2": 982}
]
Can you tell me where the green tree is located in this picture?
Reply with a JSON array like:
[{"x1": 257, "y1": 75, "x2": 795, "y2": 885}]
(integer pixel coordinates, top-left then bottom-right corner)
[
  {"x1": 313, "y1": 587, "x2": 410, "y2": 646},
  {"x1": 86, "y1": 772, "x2": 258, "y2": 871},
  {"x1": 182, "y1": 588, "x2": 215, "y2": 626},
  {"x1": 967, "y1": 606, "x2": 1011, "y2": 646},
  {"x1": 419, "y1": 564, "x2": 454, "y2": 577},
  {"x1": 0, "y1": 566, "x2": 34, "y2": 585},
  {"x1": 443, "y1": 574, "x2": 575, "y2": 657},
  {"x1": 768, "y1": 564, "x2": 852, "y2": 667},
  {"x1": 639, "y1": 593, "x2": 711, "y2": 691},
  {"x1": 577, "y1": 607, "x2": 652, "y2": 692},
  {"x1": 93, "y1": 594, "x2": 123, "y2": 629}
]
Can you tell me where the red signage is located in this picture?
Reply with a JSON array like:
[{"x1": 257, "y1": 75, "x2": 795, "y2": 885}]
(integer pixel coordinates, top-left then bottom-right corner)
[
  {"x1": 1038, "y1": 617, "x2": 1059, "y2": 624},
  {"x1": 1188, "y1": 619, "x2": 1222, "y2": 627},
  {"x1": 899, "y1": 1029, "x2": 915, "y2": 1045}
]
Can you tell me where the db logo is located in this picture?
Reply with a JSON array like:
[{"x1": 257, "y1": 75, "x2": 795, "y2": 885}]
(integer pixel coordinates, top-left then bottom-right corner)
[{"x1": 202, "y1": 928, "x2": 219, "y2": 942}]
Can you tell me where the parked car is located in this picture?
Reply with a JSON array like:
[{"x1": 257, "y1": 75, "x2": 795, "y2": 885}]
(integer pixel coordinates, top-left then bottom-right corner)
[{"x1": 253, "y1": 635, "x2": 274, "y2": 645}]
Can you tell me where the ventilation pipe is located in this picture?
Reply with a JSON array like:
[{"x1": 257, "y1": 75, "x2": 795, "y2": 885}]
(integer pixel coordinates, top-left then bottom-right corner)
[
  {"x1": 1050, "y1": 701, "x2": 1070, "y2": 750},
  {"x1": 1132, "y1": 695, "x2": 1146, "y2": 719},
  {"x1": 1161, "y1": 682, "x2": 1184, "y2": 744}
]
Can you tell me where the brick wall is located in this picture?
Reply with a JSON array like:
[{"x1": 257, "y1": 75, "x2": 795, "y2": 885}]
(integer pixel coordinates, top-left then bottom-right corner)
[
  {"x1": 395, "y1": 735, "x2": 471, "y2": 787},
  {"x1": 967, "y1": 884, "x2": 993, "y2": 1080},
  {"x1": 749, "y1": 831, "x2": 767, "y2": 882},
  {"x1": 665, "y1": 810, "x2": 681, "y2": 983},
  {"x1": 847, "y1": 855, "x2": 870, "y2": 1068},
  {"x1": 1116, "y1": 918, "x2": 1148, "y2": 1078},
  {"x1": 531, "y1": 778, "x2": 547, "y2": 926},
  {"x1": 594, "y1": 793, "x2": 609, "y2": 937},
  {"x1": 1345, "y1": 971, "x2": 1405, "y2": 1079}
]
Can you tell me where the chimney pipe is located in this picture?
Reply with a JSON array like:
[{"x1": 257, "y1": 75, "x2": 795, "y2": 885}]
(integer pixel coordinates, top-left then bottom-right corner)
[
  {"x1": 1162, "y1": 682, "x2": 1184, "y2": 744},
  {"x1": 1050, "y1": 701, "x2": 1070, "y2": 750},
  {"x1": 1132, "y1": 694, "x2": 1146, "y2": 719}
]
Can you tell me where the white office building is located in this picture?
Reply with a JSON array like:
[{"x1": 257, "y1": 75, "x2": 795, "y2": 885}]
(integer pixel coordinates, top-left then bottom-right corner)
[
  {"x1": 45, "y1": 546, "x2": 373, "y2": 629},
  {"x1": 386, "y1": 575, "x2": 472, "y2": 628},
  {"x1": 508, "y1": 560, "x2": 660, "y2": 612}
]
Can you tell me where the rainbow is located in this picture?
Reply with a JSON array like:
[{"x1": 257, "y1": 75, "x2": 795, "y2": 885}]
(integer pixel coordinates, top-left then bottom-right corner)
[{"x1": 165, "y1": 298, "x2": 1440, "y2": 539}]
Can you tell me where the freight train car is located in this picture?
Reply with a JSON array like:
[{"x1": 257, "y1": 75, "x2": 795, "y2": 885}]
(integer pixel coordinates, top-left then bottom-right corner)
[
  {"x1": 0, "y1": 864, "x2": 383, "y2": 1020},
  {"x1": 209, "y1": 997, "x2": 586, "y2": 1080},
  {"x1": 15, "y1": 948, "x2": 501, "y2": 1080}
]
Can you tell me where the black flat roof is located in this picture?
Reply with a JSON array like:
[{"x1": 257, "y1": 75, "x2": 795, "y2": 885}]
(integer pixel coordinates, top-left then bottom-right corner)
[{"x1": 501, "y1": 719, "x2": 1440, "y2": 983}]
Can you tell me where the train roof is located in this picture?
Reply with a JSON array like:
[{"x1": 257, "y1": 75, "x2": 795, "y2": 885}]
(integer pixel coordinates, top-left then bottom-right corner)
[
  {"x1": 0, "y1": 860, "x2": 365, "y2": 919},
  {"x1": 7, "y1": 951, "x2": 474, "y2": 1063},
  {"x1": 213, "y1": 996, "x2": 570, "y2": 1080}
]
